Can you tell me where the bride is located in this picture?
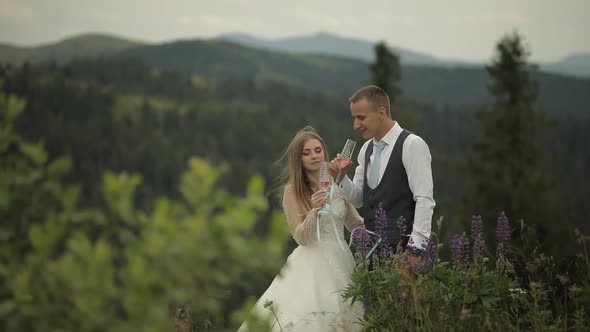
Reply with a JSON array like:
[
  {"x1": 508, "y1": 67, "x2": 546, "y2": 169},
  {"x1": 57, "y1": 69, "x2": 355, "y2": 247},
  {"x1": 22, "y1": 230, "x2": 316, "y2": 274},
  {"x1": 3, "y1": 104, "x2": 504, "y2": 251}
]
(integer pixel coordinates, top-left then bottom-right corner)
[{"x1": 239, "y1": 127, "x2": 364, "y2": 332}]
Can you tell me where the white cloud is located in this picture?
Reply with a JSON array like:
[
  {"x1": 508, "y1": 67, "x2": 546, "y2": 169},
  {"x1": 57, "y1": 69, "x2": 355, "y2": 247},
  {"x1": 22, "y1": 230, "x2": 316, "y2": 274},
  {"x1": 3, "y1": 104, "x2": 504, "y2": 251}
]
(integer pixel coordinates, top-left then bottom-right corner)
[
  {"x1": 0, "y1": 0, "x2": 33, "y2": 22},
  {"x1": 294, "y1": 8, "x2": 352, "y2": 29},
  {"x1": 177, "y1": 16, "x2": 194, "y2": 26},
  {"x1": 402, "y1": 15, "x2": 415, "y2": 26},
  {"x1": 501, "y1": 12, "x2": 527, "y2": 25},
  {"x1": 465, "y1": 11, "x2": 527, "y2": 25},
  {"x1": 199, "y1": 15, "x2": 233, "y2": 29}
]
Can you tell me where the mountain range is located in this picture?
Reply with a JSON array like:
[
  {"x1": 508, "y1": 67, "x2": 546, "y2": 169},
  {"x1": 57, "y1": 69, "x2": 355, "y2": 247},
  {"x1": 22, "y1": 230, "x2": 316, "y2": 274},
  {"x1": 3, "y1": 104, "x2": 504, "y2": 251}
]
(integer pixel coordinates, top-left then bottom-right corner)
[
  {"x1": 0, "y1": 32, "x2": 588, "y2": 117},
  {"x1": 0, "y1": 33, "x2": 143, "y2": 65},
  {"x1": 218, "y1": 32, "x2": 455, "y2": 66},
  {"x1": 1, "y1": 32, "x2": 589, "y2": 78},
  {"x1": 218, "y1": 32, "x2": 590, "y2": 78}
]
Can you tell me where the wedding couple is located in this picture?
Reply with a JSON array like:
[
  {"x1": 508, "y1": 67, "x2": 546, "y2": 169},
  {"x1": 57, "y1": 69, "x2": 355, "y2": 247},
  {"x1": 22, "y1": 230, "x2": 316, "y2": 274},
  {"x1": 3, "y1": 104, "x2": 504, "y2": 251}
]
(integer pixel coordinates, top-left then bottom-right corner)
[{"x1": 239, "y1": 85, "x2": 436, "y2": 331}]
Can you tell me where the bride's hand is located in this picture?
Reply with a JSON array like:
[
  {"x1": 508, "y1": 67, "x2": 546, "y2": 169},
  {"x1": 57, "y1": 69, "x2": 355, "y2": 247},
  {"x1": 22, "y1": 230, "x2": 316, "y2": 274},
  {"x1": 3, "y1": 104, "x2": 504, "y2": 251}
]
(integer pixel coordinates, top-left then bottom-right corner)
[{"x1": 311, "y1": 189, "x2": 328, "y2": 209}]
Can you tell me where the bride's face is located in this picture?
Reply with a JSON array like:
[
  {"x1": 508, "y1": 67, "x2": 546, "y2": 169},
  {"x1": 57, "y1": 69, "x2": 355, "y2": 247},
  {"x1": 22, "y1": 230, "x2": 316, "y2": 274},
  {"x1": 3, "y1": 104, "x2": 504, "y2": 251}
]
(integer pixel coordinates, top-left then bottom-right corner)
[{"x1": 301, "y1": 138, "x2": 325, "y2": 172}]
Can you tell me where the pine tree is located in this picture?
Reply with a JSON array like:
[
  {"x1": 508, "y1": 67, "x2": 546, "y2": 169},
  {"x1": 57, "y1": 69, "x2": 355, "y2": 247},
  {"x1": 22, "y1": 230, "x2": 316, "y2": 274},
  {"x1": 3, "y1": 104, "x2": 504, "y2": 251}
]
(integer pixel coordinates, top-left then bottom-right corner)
[
  {"x1": 370, "y1": 41, "x2": 402, "y2": 103},
  {"x1": 465, "y1": 31, "x2": 554, "y2": 248},
  {"x1": 369, "y1": 41, "x2": 419, "y2": 128}
]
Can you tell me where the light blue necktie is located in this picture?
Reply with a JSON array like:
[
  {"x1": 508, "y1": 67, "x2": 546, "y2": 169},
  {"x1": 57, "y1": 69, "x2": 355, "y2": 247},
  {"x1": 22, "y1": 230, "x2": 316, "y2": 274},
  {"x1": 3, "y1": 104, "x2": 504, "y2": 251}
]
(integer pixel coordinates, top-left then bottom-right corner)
[{"x1": 368, "y1": 142, "x2": 385, "y2": 189}]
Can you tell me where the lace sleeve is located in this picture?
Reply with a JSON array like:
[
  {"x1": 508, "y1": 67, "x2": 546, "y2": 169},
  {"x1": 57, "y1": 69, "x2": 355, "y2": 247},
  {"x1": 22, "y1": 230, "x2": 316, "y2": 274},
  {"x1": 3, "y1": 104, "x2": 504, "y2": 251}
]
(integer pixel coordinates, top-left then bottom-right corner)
[
  {"x1": 282, "y1": 185, "x2": 318, "y2": 246},
  {"x1": 344, "y1": 201, "x2": 364, "y2": 232},
  {"x1": 332, "y1": 185, "x2": 364, "y2": 232}
]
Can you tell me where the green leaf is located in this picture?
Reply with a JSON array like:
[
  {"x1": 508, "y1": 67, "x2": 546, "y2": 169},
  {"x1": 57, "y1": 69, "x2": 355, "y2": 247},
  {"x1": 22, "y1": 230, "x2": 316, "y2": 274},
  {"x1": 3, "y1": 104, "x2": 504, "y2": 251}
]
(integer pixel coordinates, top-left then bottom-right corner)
[
  {"x1": 180, "y1": 157, "x2": 226, "y2": 209},
  {"x1": 102, "y1": 171, "x2": 142, "y2": 222},
  {"x1": 0, "y1": 300, "x2": 15, "y2": 316},
  {"x1": 1, "y1": 94, "x2": 26, "y2": 123},
  {"x1": 0, "y1": 187, "x2": 10, "y2": 209},
  {"x1": 19, "y1": 142, "x2": 47, "y2": 166},
  {"x1": 61, "y1": 185, "x2": 80, "y2": 210},
  {"x1": 47, "y1": 156, "x2": 72, "y2": 178},
  {"x1": 29, "y1": 224, "x2": 45, "y2": 251}
]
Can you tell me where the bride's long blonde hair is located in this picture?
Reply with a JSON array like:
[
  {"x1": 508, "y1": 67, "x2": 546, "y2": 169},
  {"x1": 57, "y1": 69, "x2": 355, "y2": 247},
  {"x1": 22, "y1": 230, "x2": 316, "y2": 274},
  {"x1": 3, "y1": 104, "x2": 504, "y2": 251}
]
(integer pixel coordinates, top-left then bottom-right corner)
[{"x1": 281, "y1": 126, "x2": 330, "y2": 213}]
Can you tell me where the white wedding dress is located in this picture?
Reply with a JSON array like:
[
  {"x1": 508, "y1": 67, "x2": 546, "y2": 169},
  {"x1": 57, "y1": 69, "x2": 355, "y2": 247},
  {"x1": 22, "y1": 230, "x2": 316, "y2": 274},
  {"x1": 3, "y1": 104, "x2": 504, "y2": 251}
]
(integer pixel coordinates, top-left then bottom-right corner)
[{"x1": 238, "y1": 185, "x2": 364, "y2": 332}]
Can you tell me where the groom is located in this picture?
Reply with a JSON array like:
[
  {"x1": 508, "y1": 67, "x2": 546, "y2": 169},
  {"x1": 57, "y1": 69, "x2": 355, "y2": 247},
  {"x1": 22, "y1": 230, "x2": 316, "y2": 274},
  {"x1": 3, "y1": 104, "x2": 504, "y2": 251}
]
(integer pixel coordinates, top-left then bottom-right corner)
[{"x1": 330, "y1": 85, "x2": 435, "y2": 262}]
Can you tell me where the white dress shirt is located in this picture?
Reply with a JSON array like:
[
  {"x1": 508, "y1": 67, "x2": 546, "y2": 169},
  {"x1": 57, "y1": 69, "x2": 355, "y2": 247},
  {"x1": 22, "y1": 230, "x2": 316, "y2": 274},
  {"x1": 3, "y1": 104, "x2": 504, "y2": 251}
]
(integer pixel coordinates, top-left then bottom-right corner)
[{"x1": 340, "y1": 122, "x2": 436, "y2": 249}]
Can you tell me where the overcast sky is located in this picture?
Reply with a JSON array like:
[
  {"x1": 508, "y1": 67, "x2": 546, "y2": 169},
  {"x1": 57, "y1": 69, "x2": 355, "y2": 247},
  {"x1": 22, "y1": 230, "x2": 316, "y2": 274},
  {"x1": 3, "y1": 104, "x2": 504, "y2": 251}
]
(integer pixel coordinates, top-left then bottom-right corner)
[{"x1": 0, "y1": 0, "x2": 587, "y2": 62}]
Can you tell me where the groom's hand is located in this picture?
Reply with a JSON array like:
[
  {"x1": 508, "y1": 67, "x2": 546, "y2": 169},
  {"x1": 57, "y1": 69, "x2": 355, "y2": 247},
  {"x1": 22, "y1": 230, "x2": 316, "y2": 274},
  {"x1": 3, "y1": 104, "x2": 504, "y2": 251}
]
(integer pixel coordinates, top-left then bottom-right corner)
[
  {"x1": 328, "y1": 156, "x2": 341, "y2": 179},
  {"x1": 329, "y1": 154, "x2": 352, "y2": 184}
]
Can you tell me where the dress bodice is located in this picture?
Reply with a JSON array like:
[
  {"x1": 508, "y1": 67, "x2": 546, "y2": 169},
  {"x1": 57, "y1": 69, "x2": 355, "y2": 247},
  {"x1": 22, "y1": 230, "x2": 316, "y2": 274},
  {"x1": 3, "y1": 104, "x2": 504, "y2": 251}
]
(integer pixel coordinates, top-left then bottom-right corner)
[
  {"x1": 315, "y1": 196, "x2": 347, "y2": 243},
  {"x1": 282, "y1": 184, "x2": 364, "y2": 247}
]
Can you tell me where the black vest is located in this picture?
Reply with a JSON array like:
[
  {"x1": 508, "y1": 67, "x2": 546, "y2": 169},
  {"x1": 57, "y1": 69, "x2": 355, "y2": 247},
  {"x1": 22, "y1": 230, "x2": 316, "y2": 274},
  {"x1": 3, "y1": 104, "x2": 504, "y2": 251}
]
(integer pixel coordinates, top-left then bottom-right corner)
[{"x1": 363, "y1": 130, "x2": 415, "y2": 243}]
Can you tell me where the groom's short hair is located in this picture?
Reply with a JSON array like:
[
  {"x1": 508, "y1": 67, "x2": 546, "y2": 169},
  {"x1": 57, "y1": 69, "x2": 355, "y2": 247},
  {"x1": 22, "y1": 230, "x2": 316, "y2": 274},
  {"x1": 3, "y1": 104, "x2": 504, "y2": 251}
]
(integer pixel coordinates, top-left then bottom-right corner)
[{"x1": 349, "y1": 85, "x2": 391, "y2": 118}]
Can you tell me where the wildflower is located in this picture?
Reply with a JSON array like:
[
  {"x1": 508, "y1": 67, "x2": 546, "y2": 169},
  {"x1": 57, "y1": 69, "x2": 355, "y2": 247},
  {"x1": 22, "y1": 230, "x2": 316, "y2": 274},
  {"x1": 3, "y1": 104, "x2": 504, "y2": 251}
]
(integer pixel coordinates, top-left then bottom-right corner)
[
  {"x1": 496, "y1": 211, "x2": 510, "y2": 244},
  {"x1": 396, "y1": 215, "x2": 407, "y2": 237},
  {"x1": 509, "y1": 288, "x2": 527, "y2": 299},
  {"x1": 414, "y1": 236, "x2": 437, "y2": 273},
  {"x1": 450, "y1": 233, "x2": 470, "y2": 267},
  {"x1": 375, "y1": 203, "x2": 388, "y2": 237},
  {"x1": 496, "y1": 211, "x2": 510, "y2": 256},
  {"x1": 558, "y1": 274, "x2": 571, "y2": 286},
  {"x1": 509, "y1": 288, "x2": 527, "y2": 295},
  {"x1": 460, "y1": 307, "x2": 473, "y2": 320},
  {"x1": 352, "y1": 226, "x2": 374, "y2": 257},
  {"x1": 375, "y1": 203, "x2": 393, "y2": 258},
  {"x1": 471, "y1": 215, "x2": 484, "y2": 262},
  {"x1": 263, "y1": 300, "x2": 274, "y2": 309},
  {"x1": 263, "y1": 299, "x2": 285, "y2": 331},
  {"x1": 422, "y1": 237, "x2": 437, "y2": 271}
]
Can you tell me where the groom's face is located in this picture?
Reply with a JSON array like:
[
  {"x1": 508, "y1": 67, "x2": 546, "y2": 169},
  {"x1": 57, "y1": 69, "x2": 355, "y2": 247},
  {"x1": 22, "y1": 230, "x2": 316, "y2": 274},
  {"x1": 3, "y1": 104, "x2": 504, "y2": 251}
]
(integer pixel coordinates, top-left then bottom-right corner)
[{"x1": 350, "y1": 98, "x2": 381, "y2": 139}]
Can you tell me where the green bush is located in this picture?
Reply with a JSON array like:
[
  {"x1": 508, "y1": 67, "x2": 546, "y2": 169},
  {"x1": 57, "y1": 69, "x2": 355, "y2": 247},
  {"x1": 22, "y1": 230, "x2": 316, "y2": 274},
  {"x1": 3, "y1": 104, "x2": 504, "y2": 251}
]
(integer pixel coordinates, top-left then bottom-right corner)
[
  {"x1": 345, "y1": 216, "x2": 590, "y2": 331},
  {"x1": 0, "y1": 87, "x2": 289, "y2": 331}
]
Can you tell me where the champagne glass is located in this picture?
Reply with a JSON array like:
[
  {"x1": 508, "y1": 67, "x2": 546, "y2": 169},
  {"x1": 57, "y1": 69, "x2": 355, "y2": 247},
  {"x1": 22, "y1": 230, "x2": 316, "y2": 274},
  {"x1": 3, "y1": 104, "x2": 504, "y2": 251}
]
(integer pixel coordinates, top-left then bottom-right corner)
[
  {"x1": 339, "y1": 139, "x2": 356, "y2": 168},
  {"x1": 319, "y1": 162, "x2": 331, "y2": 191}
]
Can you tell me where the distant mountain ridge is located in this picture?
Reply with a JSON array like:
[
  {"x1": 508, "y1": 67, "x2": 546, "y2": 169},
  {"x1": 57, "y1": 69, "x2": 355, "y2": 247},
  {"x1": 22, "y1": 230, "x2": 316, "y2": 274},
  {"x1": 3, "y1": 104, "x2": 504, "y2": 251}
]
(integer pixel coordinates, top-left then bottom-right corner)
[
  {"x1": 542, "y1": 53, "x2": 590, "y2": 77},
  {"x1": 0, "y1": 33, "x2": 145, "y2": 64},
  {"x1": 218, "y1": 32, "x2": 590, "y2": 78},
  {"x1": 2, "y1": 31, "x2": 589, "y2": 77},
  {"x1": 218, "y1": 32, "x2": 458, "y2": 66},
  {"x1": 0, "y1": 32, "x2": 588, "y2": 116}
]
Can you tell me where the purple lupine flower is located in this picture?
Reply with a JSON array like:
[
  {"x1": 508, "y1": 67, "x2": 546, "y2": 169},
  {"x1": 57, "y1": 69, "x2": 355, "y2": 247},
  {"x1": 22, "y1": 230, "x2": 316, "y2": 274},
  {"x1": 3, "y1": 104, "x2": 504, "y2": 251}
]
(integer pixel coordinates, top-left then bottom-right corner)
[
  {"x1": 470, "y1": 215, "x2": 484, "y2": 262},
  {"x1": 374, "y1": 203, "x2": 393, "y2": 258},
  {"x1": 375, "y1": 203, "x2": 388, "y2": 237},
  {"x1": 449, "y1": 234, "x2": 463, "y2": 265},
  {"x1": 471, "y1": 215, "x2": 483, "y2": 240},
  {"x1": 352, "y1": 227, "x2": 374, "y2": 257},
  {"x1": 496, "y1": 211, "x2": 510, "y2": 244},
  {"x1": 450, "y1": 233, "x2": 470, "y2": 267},
  {"x1": 496, "y1": 211, "x2": 510, "y2": 256},
  {"x1": 418, "y1": 237, "x2": 437, "y2": 273},
  {"x1": 396, "y1": 215, "x2": 407, "y2": 237},
  {"x1": 394, "y1": 215, "x2": 408, "y2": 256}
]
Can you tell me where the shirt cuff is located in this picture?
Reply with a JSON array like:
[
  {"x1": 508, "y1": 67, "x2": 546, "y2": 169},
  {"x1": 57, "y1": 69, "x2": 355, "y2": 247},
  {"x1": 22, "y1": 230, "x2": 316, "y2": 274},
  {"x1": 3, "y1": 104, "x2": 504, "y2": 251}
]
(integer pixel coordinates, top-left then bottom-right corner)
[
  {"x1": 407, "y1": 233, "x2": 428, "y2": 251},
  {"x1": 339, "y1": 175, "x2": 352, "y2": 189}
]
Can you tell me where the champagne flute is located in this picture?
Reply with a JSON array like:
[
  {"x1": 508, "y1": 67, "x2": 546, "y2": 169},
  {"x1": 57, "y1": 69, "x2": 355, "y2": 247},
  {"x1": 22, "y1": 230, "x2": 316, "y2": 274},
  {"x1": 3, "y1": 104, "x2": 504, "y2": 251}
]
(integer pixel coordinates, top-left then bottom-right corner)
[
  {"x1": 319, "y1": 162, "x2": 331, "y2": 191},
  {"x1": 339, "y1": 139, "x2": 356, "y2": 166},
  {"x1": 338, "y1": 139, "x2": 356, "y2": 170},
  {"x1": 319, "y1": 162, "x2": 332, "y2": 208}
]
